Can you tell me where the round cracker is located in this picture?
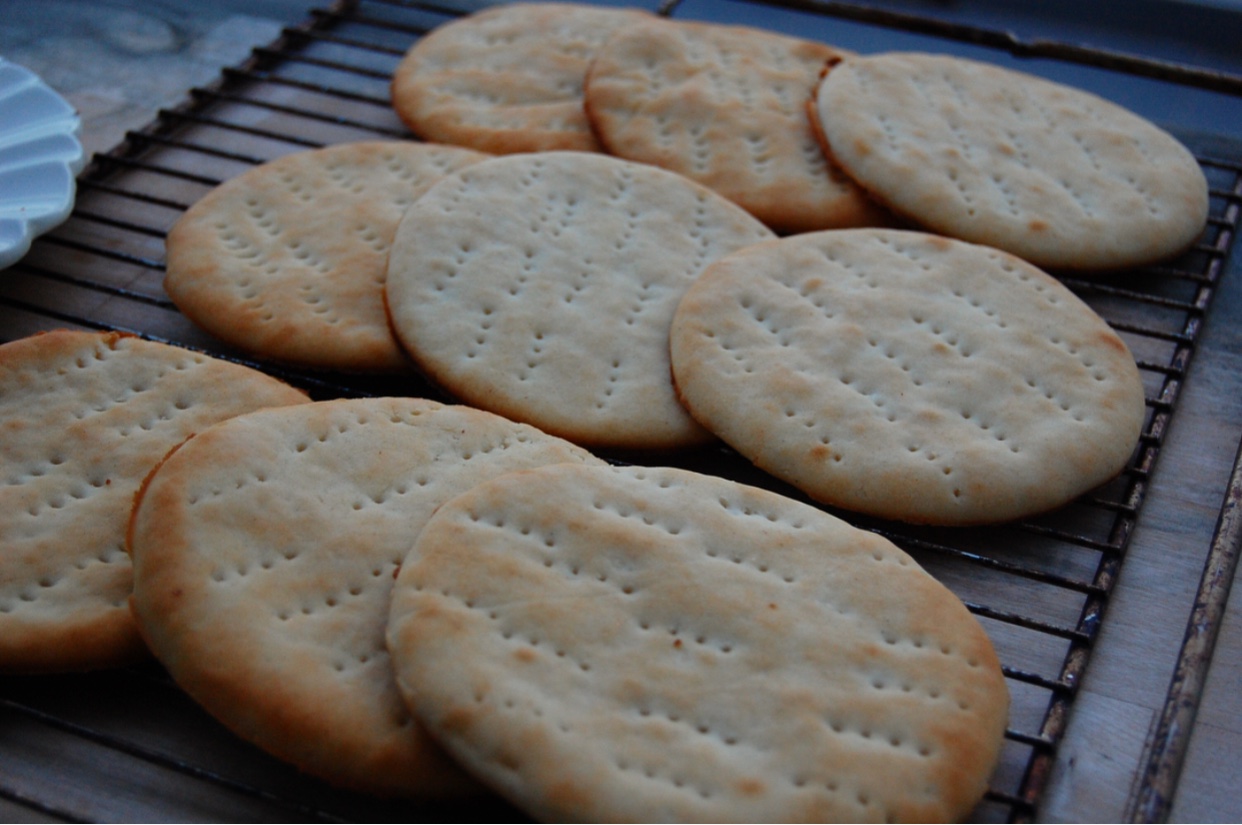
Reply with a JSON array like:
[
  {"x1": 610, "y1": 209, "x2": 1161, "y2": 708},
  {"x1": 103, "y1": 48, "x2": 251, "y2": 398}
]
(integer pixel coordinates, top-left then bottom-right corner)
[
  {"x1": 128, "y1": 396, "x2": 602, "y2": 796},
  {"x1": 391, "y1": 3, "x2": 654, "y2": 154},
  {"x1": 384, "y1": 151, "x2": 776, "y2": 451},
  {"x1": 164, "y1": 141, "x2": 489, "y2": 373},
  {"x1": 387, "y1": 462, "x2": 1009, "y2": 822},
  {"x1": 584, "y1": 18, "x2": 887, "y2": 234},
  {"x1": 0, "y1": 330, "x2": 308, "y2": 673},
  {"x1": 669, "y1": 229, "x2": 1148, "y2": 525},
  {"x1": 813, "y1": 52, "x2": 1209, "y2": 271}
]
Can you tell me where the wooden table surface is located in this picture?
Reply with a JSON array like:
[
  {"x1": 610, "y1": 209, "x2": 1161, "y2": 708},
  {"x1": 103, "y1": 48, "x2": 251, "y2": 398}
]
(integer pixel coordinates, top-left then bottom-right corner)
[{"x1": 2, "y1": 1, "x2": 1241, "y2": 821}]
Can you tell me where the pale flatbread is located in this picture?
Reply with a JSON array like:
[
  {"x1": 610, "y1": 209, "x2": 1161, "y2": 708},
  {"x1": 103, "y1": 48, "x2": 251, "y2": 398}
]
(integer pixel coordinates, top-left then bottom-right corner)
[
  {"x1": 812, "y1": 52, "x2": 1208, "y2": 271},
  {"x1": 384, "y1": 151, "x2": 776, "y2": 451},
  {"x1": 391, "y1": 3, "x2": 654, "y2": 154},
  {"x1": 584, "y1": 18, "x2": 887, "y2": 234},
  {"x1": 387, "y1": 462, "x2": 1009, "y2": 822},
  {"x1": 164, "y1": 141, "x2": 489, "y2": 372},
  {"x1": 669, "y1": 229, "x2": 1148, "y2": 525},
  {"x1": 128, "y1": 396, "x2": 602, "y2": 796},
  {"x1": 0, "y1": 330, "x2": 308, "y2": 673}
]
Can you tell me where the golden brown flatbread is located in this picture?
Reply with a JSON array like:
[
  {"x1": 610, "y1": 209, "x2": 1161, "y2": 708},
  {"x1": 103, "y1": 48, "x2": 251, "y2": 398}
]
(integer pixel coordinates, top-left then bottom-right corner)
[
  {"x1": 585, "y1": 18, "x2": 886, "y2": 233},
  {"x1": 391, "y1": 3, "x2": 654, "y2": 154},
  {"x1": 128, "y1": 396, "x2": 602, "y2": 796},
  {"x1": 812, "y1": 52, "x2": 1208, "y2": 270},
  {"x1": 0, "y1": 329, "x2": 308, "y2": 672},
  {"x1": 387, "y1": 462, "x2": 1010, "y2": 821},
  {"x1": 670, "y1": 229, "x2": 1147, "y2": 524},
  {"x1": 164, "y1": 141, "x2": 489, "y2": 372},
  {"x1": 384, "y1": 151, "x2": 775, "y2": 451}
]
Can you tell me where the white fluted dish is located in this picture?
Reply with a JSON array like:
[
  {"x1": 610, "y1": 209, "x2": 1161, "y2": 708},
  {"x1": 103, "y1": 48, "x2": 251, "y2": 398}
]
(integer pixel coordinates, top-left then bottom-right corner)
[{"x1": 0, "y1": 57, "x2": 86, "y2": 270}]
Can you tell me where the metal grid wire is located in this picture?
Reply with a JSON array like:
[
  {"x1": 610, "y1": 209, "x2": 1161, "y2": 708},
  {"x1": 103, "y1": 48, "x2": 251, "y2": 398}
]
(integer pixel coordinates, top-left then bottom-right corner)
[{"x1": 2, "y1": 0, "x2": 1241, "y2": 821}]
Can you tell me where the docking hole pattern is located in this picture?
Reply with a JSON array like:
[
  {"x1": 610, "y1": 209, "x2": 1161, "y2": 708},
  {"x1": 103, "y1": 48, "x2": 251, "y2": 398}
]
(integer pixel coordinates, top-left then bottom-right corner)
[
  {"x1": 596, "y1": 23, "x2": 849, "y2": 201},
  {"x1": 818, "y1": 53, "x2": 1207, "y2": 270},
  {"x1": 859, "y1": 62, "x2": 1168, "y2": 221},
  {"x1": 673, "y1": 229, "x2": 1143, "y2": 520},
  {"x1": 389, "y1": 154, "x2": 771, "y2": 440},
  {"x1": 183, "y1": 144, "x2": 486, "y2": 342},
  {"x1": 0, "y1": 335, "x2": 297, "y2": 627},
  {"x1": 394, "y1": 3, "x2": 653, "y2": 152},
  {"x1": 166, "y1": 400, "x2": 595, "y2": 671},
  {"x1": 400, "y1": 465, "x2": 994, "y2": 819}
]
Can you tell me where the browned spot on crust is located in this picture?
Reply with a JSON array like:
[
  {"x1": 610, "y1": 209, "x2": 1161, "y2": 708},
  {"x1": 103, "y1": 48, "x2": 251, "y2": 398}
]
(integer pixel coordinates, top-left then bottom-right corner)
[
  {"x1": 822, "y1": 54, "x2": 846, "y2": 76},
  {"x1": 736, "y1": 777, "x2": 768, "y2": 796},
  {"x1": 438, "y1": 705, "x2": 477, "y2": 735},
  {"x1": 1097, "y1": 330, "x2": 1130, "y2": 354}
]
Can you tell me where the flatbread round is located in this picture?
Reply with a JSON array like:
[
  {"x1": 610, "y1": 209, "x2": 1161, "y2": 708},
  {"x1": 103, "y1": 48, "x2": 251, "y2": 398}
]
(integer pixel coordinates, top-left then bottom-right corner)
[
  {"x1": 584, "y1": 18, "x2": 887, "y2": 234},
  {"x1": 387, "y1": 462, "x2": 1009, "y2": 822},
  {"x1": 384, "y1": 151, "x2": 775, "y2": 451},
  {"x1": 164, "y1": 141, "x2": 489, "y2": 372},
  {"x1": 391, "y1": 3, "x2": 654, "y2": 154},
  {"x1": 669, "y1": 229, "x2": 1148, "y2": 525},
  {"x1": 0, "y1": 330, "x2": 308, "y2": 673},
  {"x1": 128, "y1": 396, "x2": 602, "y2": 796},
  {"x1": 813, "y1": 52, "x2": 1209, "y2": 271}
]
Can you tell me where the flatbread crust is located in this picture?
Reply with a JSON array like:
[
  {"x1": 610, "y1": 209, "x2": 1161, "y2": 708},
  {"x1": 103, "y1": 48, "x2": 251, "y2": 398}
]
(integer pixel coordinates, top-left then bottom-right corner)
[
  {"x1": 387, "y1": 462, "x2": 1009, "y2": 822},
  {"x1": 813, "y1": 52, "x2": 1209, "y2": 271},
  {"x1": 669, "y1": 229, "x2": 1148, "y2": 525},
  {"x1": 391, "y1": 3, "x2": 654, "y2": 154},
  {"x1": 384, "y1": 151, "x2": 775, "y2": 451},
  {"x1": 128, "y1": 396, "x2": 602, "y2": 796},
  {"x1": 584, "y1": 18, "x2": 887, "y2": 234},
  {"x1": 0, "y1": 330, "x2": 308, "y2": 672},
  {"x1": 164, "y1": 141, "x2": 489, "y2": 372}
]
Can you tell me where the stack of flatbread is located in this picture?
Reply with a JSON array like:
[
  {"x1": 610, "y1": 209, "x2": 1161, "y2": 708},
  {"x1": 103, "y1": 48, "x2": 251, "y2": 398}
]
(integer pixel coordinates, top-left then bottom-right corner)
[
  {"x1": 0, "y1": 330, "x2": 309, "y2": 673},
  {"x1": 2, "y1": 2, "x2": 1217, "y2": 821},
  {"x1": 390, "y1": 3, "x2": 1208, "y2": 269},
  {"x1": 372, "y1": 1, "x2": 1193, "y2": 526}
]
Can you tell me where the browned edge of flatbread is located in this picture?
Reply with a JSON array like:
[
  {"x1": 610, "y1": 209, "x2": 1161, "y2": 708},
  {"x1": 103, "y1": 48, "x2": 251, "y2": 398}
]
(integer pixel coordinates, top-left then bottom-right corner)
[
  {"x1": 805, "y1": 58, "x2": 911, "y2": 234},
  {"x1": 582, "y1": 19, "x2": 893, "y2": 235},
  {"x1": 390, "y1": 3, "x2": 655, "y2": 155},
  {"x1": 0, "y1": 329, "x2": 310, "y2": 673},
  {"x1": 164, "y1": 141, "x2": 491, "y2": 374},
  {"x1": 809, "y1": 53, "x2": 1209, "y2": 273}
]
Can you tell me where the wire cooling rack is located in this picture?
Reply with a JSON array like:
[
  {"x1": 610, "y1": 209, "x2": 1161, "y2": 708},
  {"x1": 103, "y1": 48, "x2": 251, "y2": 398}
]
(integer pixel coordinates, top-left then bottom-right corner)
[{"x1": 2, "y1": 1, "x2": 1241, "y2": 821}]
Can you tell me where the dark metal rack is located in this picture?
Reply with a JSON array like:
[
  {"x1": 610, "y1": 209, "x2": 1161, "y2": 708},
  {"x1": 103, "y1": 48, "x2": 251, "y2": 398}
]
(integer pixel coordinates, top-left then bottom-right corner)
[{"x1": 2, "y1": 0, "x2": 1241, "y2": 821}]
